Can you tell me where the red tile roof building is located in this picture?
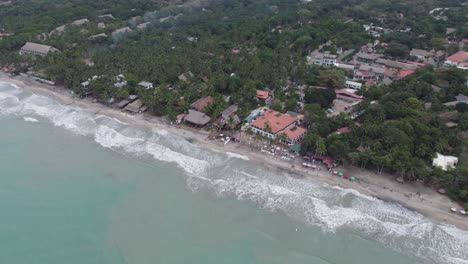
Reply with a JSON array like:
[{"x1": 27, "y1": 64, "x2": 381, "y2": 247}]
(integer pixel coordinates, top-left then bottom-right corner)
[
  {"x1": 396, "y1": 69, "x2": 415, "y2": 79},
  {"x1": 191, "y1": 96, "x2": 213, "y2": 112},
  {"x1": 336, "y1": 89, "x2": 364, "y2": 103},
  {"x1": 249, "y1": 109, "x2": 307, "y2": 144},
  {"x1": 256, "y1": 90, "x2": 271, "y2": 100},
  {"x1": 444, "y1": 51, "x2": 468, "y2": 70}
]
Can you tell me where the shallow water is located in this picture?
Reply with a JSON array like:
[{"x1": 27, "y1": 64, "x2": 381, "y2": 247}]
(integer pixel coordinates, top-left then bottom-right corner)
[{"x1": 0, "y1": 82, "x2": 467, "y2": 264}]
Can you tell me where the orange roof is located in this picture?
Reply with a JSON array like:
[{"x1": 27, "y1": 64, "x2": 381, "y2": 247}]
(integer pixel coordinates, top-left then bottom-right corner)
[
  {"x1": 250, "y1": 109, "x2": 297, "y2": 134},
  {"x1": 446, "y1": 51, "x2": 468, "y2": 63},
  {"x1": 283, "y1": 126, "x2": 307, "y2": 141},
  {"x1": 256, "y1": 90, "x2": 271, "y2": 100},
  {"x1": 397, "y1": 69, "x2": 415, "y2": 78},
  {"x1": 191, "y1": 96, "x2": 213, "y2": 112}
]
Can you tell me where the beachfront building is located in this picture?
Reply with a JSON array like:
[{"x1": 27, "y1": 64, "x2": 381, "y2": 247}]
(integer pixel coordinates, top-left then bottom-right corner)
[
  {"x1": 191, "y1": 96, "x2": 213, "y2": 112},
  {"x1": 432, "y1": 153, "x2": 458, "y2": 171},
  {"x1": 19, "y1": 42, "x2": 59, "y2": 57},
  {"x1": 184, "y1": 109, "x2": 211, "y2": 127},
  {"x1": 124, "y1": 99, "x2": 147, "y2": 114},
  {"x1": 248, "y1": 108, "x2": 307, "y2": 144}
]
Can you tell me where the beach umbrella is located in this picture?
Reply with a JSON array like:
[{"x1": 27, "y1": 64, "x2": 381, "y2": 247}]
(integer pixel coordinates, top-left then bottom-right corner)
[
  {"x1": 333, "y1": 170, "x2": 338, "y2": 175},
  {"x1": 350, "y1": 176, "x2": 356, "y2": 181},
  {"x1": 338, "y1": 172, "x2": 344, "y2": 177},
  {"x1": 450, "y1": 207, "x2": 457, "y2": 212},
  {"x1": 460, "y1": 210, "x2": 466, "y2": 215}
]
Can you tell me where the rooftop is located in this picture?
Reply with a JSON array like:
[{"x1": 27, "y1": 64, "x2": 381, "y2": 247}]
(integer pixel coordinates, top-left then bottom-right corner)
[
  {"x1": 283, "y1": 125, "x2": 307, "y2": 141},
  {"x1": 336, "y1": 89, "x2": 364, "y2": 100},
  {"x1": 432, "y1": 152, "x2": 458, "y2": 171},
  {"x1": 250, "y1": 109, "x2": 297, "y2": 134},
  {"x1": 138, "y1": 81, "x2": 153, "y2": 89},
  {"x1": 446, "y1": 51, "x2": 468, "y2": 63},
  {"x1": 191, "y1": 96, "x2": 213, "y2": 112},
  {"x1": 185, "y1": 110, "x2": 211, "y2": 126},
  {"x1": 222, "y1": 104, "x2": 238, "y2": 119},
  {"x1": 20, "y1": 42, "x2": 59, "y2": 55},
  {"x1": 397, "y1": 69, "x2": 415, "y2": 79},
  {"x1": 410, "y1": 48, "x2": 434, "y2": 57},
  {"x1": 256, "y1": 90, "x2": 271, "y2": 100}
]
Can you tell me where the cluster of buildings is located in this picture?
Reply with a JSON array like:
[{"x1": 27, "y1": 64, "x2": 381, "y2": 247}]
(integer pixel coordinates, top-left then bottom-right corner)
[
  {"x1": 245, "y1": 108, "x2": 307, "y2": 144},
  {"x1": 176, "y1": 95, "x2": 241, "y2": 130}
]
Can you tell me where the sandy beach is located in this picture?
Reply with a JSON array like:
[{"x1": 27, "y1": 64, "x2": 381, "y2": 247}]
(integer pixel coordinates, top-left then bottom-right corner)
[{"x1": 2, "y1": 72, "x2": 468, "y2": 231}]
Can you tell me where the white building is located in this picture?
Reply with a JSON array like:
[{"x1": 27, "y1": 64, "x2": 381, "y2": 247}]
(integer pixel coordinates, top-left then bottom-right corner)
[
  {"x1": 345, "y1": 80, "x2": 363, "y2": 90},
  {"x1": 138, "y1": 81, "x2": 154, "y2": 90},
  {"x1": 307, "y1": 51, "x2": 337, "y2": 67},
  {"x1": 432, "y1": 153, "x2": 458, "y2": 171}
]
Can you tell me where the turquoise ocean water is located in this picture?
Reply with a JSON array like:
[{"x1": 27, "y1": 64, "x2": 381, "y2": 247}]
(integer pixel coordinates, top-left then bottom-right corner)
[{"x1": 0, "y1": 82, "x2": 467, "y2": 263}]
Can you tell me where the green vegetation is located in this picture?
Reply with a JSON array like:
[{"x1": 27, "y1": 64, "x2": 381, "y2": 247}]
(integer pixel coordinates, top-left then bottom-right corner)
[{"x1": 0, "y1": 0, "x2": 467, "y2": 205}]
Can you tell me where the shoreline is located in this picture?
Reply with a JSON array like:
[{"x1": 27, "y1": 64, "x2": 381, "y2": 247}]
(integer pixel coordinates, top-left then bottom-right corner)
[{"x1": 1, "y1": 72, "x2": 468, "y2": 231}]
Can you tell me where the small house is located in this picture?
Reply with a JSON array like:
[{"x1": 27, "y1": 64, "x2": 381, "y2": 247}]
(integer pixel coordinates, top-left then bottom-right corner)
[
  {"x1": 191, "y1": 96, "x2": 213, "y2": 112},
  {"x1": 124, "y1": 99, "x2": 146, "y2": 114},
  {"x1": 138, "y1": 81, "x2": 154, "y2": 90},
  {"x1": 184, "y1": 110, "x2": 211, "y2": 127},
  {"x1": 256, "y1": 90, "x2": 272, "y2": 104}
]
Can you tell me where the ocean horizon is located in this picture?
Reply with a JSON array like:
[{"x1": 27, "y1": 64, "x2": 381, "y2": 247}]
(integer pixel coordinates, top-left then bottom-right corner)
[{"x1": 0, "y1": 81, "x2": 467, "y2": 264}]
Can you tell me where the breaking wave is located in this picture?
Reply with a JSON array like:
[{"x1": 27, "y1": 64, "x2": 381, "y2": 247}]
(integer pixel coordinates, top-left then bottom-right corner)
[
  {"x1": 23, "y1": 117, "x2": 39, "y2": 122},
  {"x1": 0, "y1": 82, "x2": 467, "y2": 264}
]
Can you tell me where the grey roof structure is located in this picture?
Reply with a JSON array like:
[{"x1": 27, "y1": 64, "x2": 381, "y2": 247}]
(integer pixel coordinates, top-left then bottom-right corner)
[
  {"x1": 222, "y1": 105, "x2": 238, "y2": 119},
  {"x1": 375, "y1": 58, "x2": 417, "y2": 70},
  {"x1": 410, "y1": 48, "x2": 434, "y2": 58},
  {"x1": 138, "y1": 81, "x2": 153, "y2": 89},
  {"x1": 88, "y1": 33, "x2": 107, "y2": 40},
  {"x1": 184, "y1": 110, "x2": 211, "y2": 126},
  {"x1": 112, "y1": 27, "x2": 132, "y2": 37},
  {"x1": 359, "y1": 64, "x2": 386, "y2": 74},
  {"x1": 124, "y1": 99, "x2": 144, "y2": 113},
  {"x1": 72, "y1": 18, "x2": 89, "y2": 26},
  {"x1": 20, "y1": 42, "x2": 59, "y2": 56}
]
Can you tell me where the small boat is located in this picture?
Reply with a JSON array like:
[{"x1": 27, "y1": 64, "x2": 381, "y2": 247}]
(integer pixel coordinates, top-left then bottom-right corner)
[
  {"x1": 460, "y1": 210, "x2": 466, "y2": 215},
  {"x1": 450, "y1": 207, "x2": 457, "y2": 212}
]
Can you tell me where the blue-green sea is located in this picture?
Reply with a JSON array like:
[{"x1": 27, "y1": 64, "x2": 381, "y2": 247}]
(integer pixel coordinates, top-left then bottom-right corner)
[{"x1": 0, "y1": 82, "x2": 467, "y2": 264}]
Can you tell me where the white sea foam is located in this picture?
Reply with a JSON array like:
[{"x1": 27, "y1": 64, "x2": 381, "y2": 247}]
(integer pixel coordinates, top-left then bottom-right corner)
[
  {"x1": 0, "y1": 82, "x2": 467, "y2": 263},
  {"x1": 226, "y1": 152, "x2": 250, "y2": 160},
  {"x1": 145, "y1": 136, "x2": 210, "y2": 175},
  {"x1": 23, "y1": 117, "x2": 39, "y2": 122},
  {"x1": 94, "y1": 125, "x2": 145, "y2": 149}
]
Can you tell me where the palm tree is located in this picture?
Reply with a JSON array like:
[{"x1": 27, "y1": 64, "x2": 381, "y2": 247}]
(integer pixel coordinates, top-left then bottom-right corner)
[{"x1": 315, "y1": 138, "x2": 326, "y2": 156}]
